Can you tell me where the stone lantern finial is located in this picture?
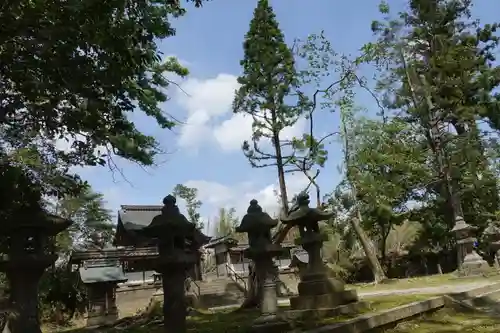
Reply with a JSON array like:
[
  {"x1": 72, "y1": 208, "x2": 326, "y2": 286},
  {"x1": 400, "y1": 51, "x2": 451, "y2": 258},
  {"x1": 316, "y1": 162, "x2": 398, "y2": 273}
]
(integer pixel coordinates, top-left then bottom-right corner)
[{"x1": 163, "y1": 194, "x2": 176, "y2": 206}]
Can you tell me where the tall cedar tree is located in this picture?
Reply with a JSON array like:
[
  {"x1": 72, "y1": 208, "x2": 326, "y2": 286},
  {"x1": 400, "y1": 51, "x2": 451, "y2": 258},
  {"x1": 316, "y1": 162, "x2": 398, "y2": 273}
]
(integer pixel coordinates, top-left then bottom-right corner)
[
  {"x1": 368, "y1": 0, "x2": 500, "y2": 247},
  {"x1": 233, "y1": 0, "x2": 302, "y2": 217}
]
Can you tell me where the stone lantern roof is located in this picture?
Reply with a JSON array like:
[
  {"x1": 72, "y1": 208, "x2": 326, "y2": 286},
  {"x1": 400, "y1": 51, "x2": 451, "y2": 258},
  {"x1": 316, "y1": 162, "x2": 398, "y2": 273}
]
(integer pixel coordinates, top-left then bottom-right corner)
[
  {"x1": 236, "y1": 199, "x2": 278, "y2": 233},
  {"x1": 451, "y1": 216, "x2": 474, "y2": 233},
  {"x1": 281, "y1": 193, "x2": 334, "y2": 225},
  {"x1": 0, "y1": 211, "x2": 72, "y2": 235}
]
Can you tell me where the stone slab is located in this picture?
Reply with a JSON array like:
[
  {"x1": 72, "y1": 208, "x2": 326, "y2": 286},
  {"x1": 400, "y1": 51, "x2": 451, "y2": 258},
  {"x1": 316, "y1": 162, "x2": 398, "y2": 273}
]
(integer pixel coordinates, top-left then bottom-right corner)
[
  {"x1": 285, "y1": 301, "x2": 367, "y2": 320},
  {"x1": 248, "y1": 315, "x2": 291, "y2": 333},
  {"x1": 300, "y1": 297, "x2": 445, "y2": 333},
  {"x1": 290, "y1": 290, "x2": 358, "y2": 310},
  {"x1": 298, "y1": 278, "x2": 346, "y2": 295},
  {"x1": 448, "y1": 282, "x2": 500, "y2": 300}
]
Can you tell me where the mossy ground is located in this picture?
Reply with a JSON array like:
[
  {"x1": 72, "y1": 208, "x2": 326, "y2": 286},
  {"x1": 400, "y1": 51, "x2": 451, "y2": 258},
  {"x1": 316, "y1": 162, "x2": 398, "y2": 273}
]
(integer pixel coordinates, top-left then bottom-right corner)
[
  {"x1": 385, "y1": 308, "x2": 500, "y2": 333},
  {"x1": 349, "y1": 273, "x2": 500, "y2": 292},
  {"x1": 50, "y1": 294, "x2": 433, "y2": 333}
]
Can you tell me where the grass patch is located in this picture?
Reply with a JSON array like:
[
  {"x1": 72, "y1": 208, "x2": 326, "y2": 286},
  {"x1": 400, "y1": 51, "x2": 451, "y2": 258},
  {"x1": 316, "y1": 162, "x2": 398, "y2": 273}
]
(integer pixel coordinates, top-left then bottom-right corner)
[
  {"x1": 385, "y1": 308, "x2": 500, "y2": 333},
  {"x1": 348, "y1": 273, "x2": 500, "y2": 292}
]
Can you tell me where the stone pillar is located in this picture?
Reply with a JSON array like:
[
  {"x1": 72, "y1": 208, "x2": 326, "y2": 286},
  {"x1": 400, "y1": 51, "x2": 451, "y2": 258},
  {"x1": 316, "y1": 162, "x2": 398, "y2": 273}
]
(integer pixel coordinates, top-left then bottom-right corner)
[
  {"x1": 159, "y1": 264, "x2": 189, "y2": 333},
  {"x1": 247, "y1": 245, "x2": 290, "y2": 333},
  {"x1": 452, "y1": 216, "x2": 489, "y2": 276},
  {"x1": 4, "y1": 262, "x2": 49, "y2": 333}
]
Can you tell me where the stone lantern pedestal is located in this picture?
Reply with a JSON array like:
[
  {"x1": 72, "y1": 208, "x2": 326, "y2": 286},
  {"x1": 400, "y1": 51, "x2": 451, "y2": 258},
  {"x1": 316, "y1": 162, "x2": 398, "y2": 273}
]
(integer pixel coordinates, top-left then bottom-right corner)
[
  {"x1": 0, "y1": 213, "x2": 71, "y2": 333},
  {"x1": 452, "y1": 216, "x2": 489, "y2": 277},
  {"x1": 282, "y1": 193, "x2": 364, "y2": 319},
  {"x1": 288, "y1": 233, "x2": 361, "y2": 315}
]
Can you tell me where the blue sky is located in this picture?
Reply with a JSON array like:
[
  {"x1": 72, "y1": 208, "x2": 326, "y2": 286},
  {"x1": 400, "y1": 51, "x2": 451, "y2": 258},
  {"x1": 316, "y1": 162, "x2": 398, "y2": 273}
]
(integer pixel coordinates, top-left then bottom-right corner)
[{"x1": 76, "y1": 0, "x2": 498, "y2": 235}]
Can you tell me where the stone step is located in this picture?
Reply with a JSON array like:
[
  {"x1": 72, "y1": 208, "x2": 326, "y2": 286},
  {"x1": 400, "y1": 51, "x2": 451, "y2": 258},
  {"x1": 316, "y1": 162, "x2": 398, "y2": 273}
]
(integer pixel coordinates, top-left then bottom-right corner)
[{"x1": 460, "y1": 288, "x2": 500, "y2": 308}]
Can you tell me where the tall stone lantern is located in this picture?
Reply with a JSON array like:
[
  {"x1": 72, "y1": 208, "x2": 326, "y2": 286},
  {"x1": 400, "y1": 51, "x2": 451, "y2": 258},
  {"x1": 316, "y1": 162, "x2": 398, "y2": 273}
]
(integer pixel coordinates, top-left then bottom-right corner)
[
  {"x1": 138, "y1": 195, "x2": 210, "y2": 333},
  {"x1": 235, "y1": 199, "x2": 291, "y2": 333},
  {"x1": 0, "y1": 211, "x2": 72, "y2": 333},
  {"x1": 483, "y1": 220, "x2": 500, "y2": 268},
  {"x1": 452, "y1": 216, "x2": 489, "y2": 276},
  {"x1": 281, "y1": 193, "x2": 362, "y2": 316}
]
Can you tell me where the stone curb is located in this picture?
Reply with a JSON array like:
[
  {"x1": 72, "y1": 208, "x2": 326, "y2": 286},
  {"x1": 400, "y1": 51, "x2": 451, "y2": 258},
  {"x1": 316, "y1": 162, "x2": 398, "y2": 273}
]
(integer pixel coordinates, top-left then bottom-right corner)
[
  {"x1": 299, "y1": 296, "x2": 445, "y2": 333},
  {"x1": 448, "y1": 282, "x2": 500, "y2": 299}
]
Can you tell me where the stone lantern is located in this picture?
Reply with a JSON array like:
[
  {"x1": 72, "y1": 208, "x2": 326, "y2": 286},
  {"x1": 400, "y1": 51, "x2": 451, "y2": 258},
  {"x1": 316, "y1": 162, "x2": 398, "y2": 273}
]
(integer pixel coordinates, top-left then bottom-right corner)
[
  {"x1": 451, "y1": 216, "x2": 489, "y2": 276},
  {"x1": 483, "y1": 220, "x2": 500, "y2": 268},
  {"x1": 281, "y1": 193, "x2": 362, "y2": 317},
  {"x1": 0, "y1": 211, "x2": 72, "y2": 333},
  {"x1": 236, "y1": 199, "x2": 291, "y2": 333},
  {"x1": 138, "y1": 195, "x2": 210, "y2": 333}
]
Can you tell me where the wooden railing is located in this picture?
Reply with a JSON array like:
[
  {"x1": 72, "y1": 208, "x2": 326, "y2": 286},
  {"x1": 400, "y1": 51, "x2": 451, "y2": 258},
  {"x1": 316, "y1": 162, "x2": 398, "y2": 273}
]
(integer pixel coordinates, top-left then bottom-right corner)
[{"x1": 225, "y1": 263, "x2": 247, "y2": 294}]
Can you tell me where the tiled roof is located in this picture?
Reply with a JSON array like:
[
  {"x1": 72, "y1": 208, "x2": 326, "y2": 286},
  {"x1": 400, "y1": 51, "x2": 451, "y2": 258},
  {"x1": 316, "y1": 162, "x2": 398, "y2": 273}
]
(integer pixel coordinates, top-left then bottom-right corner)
[
  {"x1": 79, "y1": 260, "x2": 128, "y2": 284},
  {"x1": 118, "y1": 205, "x2": 163, "y2": 229}
]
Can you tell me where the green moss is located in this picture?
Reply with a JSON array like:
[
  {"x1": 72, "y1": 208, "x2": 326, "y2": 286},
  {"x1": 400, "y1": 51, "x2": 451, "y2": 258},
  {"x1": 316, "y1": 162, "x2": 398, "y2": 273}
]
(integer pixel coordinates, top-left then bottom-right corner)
[
  {"x1": 52, "y1": 295, "x2": 440, "y2": 333},
  {"x1": 386, "y1": 308, "x2": 500, "y2": 333},
  {"x1": 348, "y1": 274, "x2": 500, "y2": 292}
]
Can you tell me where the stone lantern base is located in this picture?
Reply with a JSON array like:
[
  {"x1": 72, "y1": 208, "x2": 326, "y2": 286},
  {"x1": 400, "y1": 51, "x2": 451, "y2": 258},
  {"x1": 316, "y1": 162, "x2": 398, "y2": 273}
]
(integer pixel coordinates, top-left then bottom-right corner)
[
  {"x1": 456, "y1": 251, "x2": 491, "y2": 277},
  {"x1": 286, "y1": 234, "x2": 365, "y2": 319}
]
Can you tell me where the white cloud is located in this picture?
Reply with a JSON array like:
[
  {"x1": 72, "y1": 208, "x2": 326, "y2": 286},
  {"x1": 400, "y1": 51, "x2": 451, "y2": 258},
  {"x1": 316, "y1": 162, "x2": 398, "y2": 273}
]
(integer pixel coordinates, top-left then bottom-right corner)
[
  {"x1": 177, "y1": 110, "x2": 212, "y2": 149},
  {"x1": 213, "y1": 113, "x2": 253, "y2": 151},
  {"x1": 213, "y1": 112, "x2": 306, "y2": 152},
  {"x1": 176, "y1": 74, "x2": 240, "y2": 149},
  {"x1": 175, "y1": 73, "x2": 308, "y2": 152},
  {"x1": 177, "y1": 74, "x2": 239, "y2": 117},
  {"x1": 185, "y1": 172, "x2": 311, "y2": 221}
]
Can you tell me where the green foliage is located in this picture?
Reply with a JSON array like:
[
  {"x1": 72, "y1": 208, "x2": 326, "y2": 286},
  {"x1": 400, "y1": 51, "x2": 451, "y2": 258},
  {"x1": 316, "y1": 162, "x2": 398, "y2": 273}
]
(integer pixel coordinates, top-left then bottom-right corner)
[
  {"x1": 0, "y1": 0, "x2": 205, "y2": 216},
  {"x1": 46, "y1": 185, "x2": 114, "y2": 252},
  {"x1": 38, "y1": 264, "x2": 86, "y2": 323},
  {"x1": 173, "y1": 184, "x2": 203, "y2": 229},
  {"x1": 347, "y1": 116, "x2": 429, "y2": 256},
  {"x1": 0, "y1": 0, "x2": 197, "y2": 167},
  {"x1": 360, "y1": 0, "x2": 500, "y2": 250},
  {"x1": 214, "y1": 207, "x2": 240, "y2": 238}
]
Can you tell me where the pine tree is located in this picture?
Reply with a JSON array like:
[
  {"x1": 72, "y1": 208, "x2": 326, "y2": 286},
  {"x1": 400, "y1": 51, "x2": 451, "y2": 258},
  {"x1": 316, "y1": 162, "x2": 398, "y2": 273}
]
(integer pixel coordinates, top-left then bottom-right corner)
[
  {"x1": 233, "y1": 0, "x2": 304, "y2": 217},
  {"x1": 366, "y1": 0, "x2": 500, "y2": 247}
]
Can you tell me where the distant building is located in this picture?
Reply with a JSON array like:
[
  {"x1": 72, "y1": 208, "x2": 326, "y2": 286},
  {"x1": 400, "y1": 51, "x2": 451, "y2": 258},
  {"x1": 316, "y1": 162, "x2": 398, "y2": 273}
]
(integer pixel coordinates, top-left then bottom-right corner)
[
  {"x1": 114, "y1": 204, "x2": 205, "y2": 284},
  {"x1": 203, "y1": 233, "x2": 299, "y2": 278}
]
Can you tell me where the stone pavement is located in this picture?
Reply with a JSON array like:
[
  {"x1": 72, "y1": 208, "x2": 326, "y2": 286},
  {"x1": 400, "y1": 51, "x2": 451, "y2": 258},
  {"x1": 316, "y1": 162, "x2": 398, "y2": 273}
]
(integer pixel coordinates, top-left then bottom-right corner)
[{"x1": 207, "y1": 280, "x2": 495, "y2": 311}]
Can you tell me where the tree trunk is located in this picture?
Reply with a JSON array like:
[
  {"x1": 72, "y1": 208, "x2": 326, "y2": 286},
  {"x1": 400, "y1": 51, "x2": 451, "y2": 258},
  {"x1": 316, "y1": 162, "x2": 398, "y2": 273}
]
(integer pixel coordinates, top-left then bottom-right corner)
[
  {"x1": 352, "y1": 210, "x2": 387, "y2": 283},
  {"x1": 272, "y1": 131, "x2": 289, "y2": 216},
  {"x1": 340, "y1": 111, "x2": 387, "y2": 284}
]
